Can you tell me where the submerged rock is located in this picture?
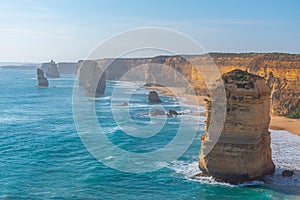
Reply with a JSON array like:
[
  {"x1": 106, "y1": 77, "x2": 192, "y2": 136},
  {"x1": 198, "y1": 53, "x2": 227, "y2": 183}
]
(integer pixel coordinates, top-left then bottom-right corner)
[
  {"x1": 149, "y1": 109, "x2": 165, "y2": 116},
  {"x1": 167, "y1": 110, "x2": 179, "y2": 117},
  {"x1": 148, "y1": 91, "x2": 162, "y2": 103},
  {"x1": 37, "y1": 68, "x2": 49, "y2": 87},
  {"x1": 199, "y1": 69, "x2": 275, "y2": 183},
  {"x1": 282, "y1": 170, "x2": 294, "y2": 177},
  {"x1": 115, "y1": 103, "x2": 129, "y2": 106}
]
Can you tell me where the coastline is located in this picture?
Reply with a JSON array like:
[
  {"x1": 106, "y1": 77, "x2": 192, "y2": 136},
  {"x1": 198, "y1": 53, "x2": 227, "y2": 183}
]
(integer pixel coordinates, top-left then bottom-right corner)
[{"x1": 145, "y1": 85, "x2": 300, "y2": 136}]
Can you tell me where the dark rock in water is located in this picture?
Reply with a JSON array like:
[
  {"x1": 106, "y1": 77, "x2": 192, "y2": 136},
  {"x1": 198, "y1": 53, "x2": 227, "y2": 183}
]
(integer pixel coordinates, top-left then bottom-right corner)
[
  {"x1": 41, "y1": 60, "x2": 60, "y2": 78},
  {"x1": 167, "y1": 110, "x2": 179, "y2": 117},
  {"x1": 148, "y1": 91, "x2": 162, "y2": 103},
  {"x1": 37, "y1": 68, "x2": 49, "y2": 87},
  {"x1": 78, "y1": 60, "x2": 107, "y2": 96},
  {"x1": 149, "y1": 109, "x2": 165, "y2": 116},
  {"x1": 282, "y1": 170, "x2": 294, "y2": 177}
]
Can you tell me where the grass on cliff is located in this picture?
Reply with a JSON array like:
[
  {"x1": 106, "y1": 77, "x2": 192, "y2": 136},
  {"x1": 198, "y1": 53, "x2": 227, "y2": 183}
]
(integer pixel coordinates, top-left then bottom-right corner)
[{"x1": 286, "y1": 107, "x2": 300, "y2": 119}]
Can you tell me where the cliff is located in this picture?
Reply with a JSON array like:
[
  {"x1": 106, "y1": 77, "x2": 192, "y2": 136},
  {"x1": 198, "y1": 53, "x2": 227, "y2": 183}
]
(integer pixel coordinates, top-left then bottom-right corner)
[
  {"x1": 199, "y1": 69, "x2": 275, "y2": 183},
  {"x1": 205, "y1": 53, "x2": 300, "y2": 116},
  {"x1": 57, "y1": 62, "x2": 77, "y2": 74},
  {"x1": 77, "y1": 60, "x2": 107, "y2": 96},
  {"x1": 90, "y1": 53, "x2": 300, "y2": 116}
]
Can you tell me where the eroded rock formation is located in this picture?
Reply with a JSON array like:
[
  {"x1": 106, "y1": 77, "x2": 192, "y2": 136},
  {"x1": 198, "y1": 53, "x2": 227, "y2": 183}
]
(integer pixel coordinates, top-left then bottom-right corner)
[
  {"x1": 148, "y1": 91, "x2": 162, "y2": 103},
  {"x1": 77, "y1": 53, "x2": 300, "y2": 116},
  {"x1": 37, "y1": 68, "x2": 49, "y2": 87},
  {"x1": 78, "y1": 60, "x2": 107, "y2": 96},
  {"x1": 41, "y1": 60, "x2": 60, "y2": 78},
  {"x1": 191, "y1": 53, "x2": 300, "y2": 116},
  {"x1": 199, "y1": 69, "x2": 275, "y2": 183}
]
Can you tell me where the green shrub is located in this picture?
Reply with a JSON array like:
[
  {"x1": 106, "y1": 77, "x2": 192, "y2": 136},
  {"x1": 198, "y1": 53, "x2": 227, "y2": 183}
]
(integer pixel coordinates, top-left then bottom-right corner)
[{"x1": 286, "y1": 107, "x2": 300, "y2": 119}]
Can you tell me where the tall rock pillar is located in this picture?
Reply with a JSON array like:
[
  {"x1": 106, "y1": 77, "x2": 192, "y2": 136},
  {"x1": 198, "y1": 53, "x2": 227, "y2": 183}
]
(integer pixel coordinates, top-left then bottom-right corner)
[
  {"x1": 199, "y1": 69, "x2": 275, "y2": 183},
  {"x1": 78, "y1": 60, "x2": 107, "y2": 96},
  {"x1": 37, "y1": 68, "x2": 49, "y2": 87}
]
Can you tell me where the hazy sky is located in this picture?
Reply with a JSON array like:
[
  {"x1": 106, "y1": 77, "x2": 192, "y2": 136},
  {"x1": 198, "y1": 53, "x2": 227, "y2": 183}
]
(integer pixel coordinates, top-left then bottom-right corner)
[{"x1": 0, "y1": 0, "x2": 299, "y2": 62}]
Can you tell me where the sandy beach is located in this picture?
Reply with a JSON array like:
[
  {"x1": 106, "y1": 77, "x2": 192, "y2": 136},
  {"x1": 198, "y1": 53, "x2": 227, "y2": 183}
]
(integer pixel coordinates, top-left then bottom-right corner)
[
  {"x1": 270, "y1": 116, "x2": 300, "y2": 136},
  {"x1": 146, "y1": 85, "x2": 300, "y2": 136}
]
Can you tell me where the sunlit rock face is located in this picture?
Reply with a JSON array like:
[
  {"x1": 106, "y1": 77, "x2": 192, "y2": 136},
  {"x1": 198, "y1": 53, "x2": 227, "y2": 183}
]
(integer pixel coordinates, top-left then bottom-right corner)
[
  {"x1": 77, "y1": 60, "x2": 107, "y2": 96},
  {"x1": 75, "y1": 53, "x2": 300, "y2": 115},
  {"x1": 190, "y1": 53, "x2": 300, "y2": 116},
  {"x1": 199, "y1": 69, "x2": 275, "y2": 183}
]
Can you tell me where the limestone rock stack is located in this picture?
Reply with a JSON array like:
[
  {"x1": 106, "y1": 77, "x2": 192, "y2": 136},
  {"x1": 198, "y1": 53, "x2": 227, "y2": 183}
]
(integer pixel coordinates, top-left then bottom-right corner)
[
  {"x1": 199, "y1": 69, "x2": 275, "y2": 183},
  {"x1": 41, "y1": 60, "x2": 60, "y2": 78},
  {"x1": 37, "y1": 68, "x2": 49, "y2": 87},
  {"x1": 78, "y1": 60, "x2": 107, "y2": 96}
]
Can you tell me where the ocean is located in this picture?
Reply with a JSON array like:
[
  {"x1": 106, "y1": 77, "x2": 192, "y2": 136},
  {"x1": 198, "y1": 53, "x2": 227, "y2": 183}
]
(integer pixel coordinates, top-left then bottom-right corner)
[{"x1": 0, "y1": 68, "x2": 299, "y2": 199}]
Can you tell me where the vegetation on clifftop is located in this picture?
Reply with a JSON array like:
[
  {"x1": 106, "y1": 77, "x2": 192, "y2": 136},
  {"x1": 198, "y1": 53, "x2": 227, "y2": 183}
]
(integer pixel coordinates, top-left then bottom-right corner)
[{"x1": 286, "y1": 107, "x2": 300, "y2": 119}]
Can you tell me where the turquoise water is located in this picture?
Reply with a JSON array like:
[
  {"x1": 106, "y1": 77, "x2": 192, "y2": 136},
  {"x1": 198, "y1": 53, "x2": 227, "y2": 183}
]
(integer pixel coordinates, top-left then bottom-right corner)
[{"x1": 0, "y1": 69, "x2": 298, "y2": 199}]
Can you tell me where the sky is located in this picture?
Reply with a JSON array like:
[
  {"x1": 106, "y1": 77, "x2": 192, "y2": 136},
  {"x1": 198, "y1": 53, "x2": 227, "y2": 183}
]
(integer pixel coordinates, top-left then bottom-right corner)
[{"x1": 0, "y1": 0, "x2": 299, "y2": 62}]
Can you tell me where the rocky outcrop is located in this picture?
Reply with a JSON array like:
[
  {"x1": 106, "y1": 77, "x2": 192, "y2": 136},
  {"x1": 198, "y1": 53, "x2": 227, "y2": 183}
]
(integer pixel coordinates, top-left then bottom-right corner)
[
  {"x1": 80, "y1": 53, "x2": 300, "y2": 116},
  {"x1": 266, "y1": 71, "x2": 300, "y2": 116},
  {"x1": 78, "y1": 60, "x2": 107, "y2": 96},
  {"x1": 148, "y1": 91, "x2": 162, "y2": 103},
  {"x1": 199, "y1": 70, "x2": 275, "y2": 183},
  {"x1": 149, "y1": 109, "x2": 165, "y2": 116},
  {"x1": 282, "y1": 170, "x2": 294, "y2": 177},
  {"x1": 37, "y1": 68, "x2": 49, "y2": 87},
  {"x1": 167, "y1": 110, "x2": 179, "y2": 117},
  {"x1": 191, "y1": 53, "x2": 300, "y2": 116},
  {"x1": 41, "y1": 60, "x2": 60, "y2": 78}
]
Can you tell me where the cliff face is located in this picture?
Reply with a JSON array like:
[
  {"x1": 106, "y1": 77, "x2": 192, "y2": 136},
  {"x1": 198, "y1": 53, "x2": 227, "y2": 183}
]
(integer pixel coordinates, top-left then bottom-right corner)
[
  {"x1": 194, "y1": 53, "x2": 300, "y2": 116},
  {"x1": 84, "y1": 53, "x2": 300, "y2": 115},
  {"x1": 57, "y1": 62, "x2": 77, "y2": 74},
  {"x1": 199, "y1": 70, "x2": 275, "y2": 183},
  {"x1": 78, "y1": 60, "x2": 107, "y2": 96}
]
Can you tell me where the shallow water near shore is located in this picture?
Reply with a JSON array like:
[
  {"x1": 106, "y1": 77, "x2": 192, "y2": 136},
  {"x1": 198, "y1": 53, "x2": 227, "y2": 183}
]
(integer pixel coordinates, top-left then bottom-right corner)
[{"x1": 0, "y1": 69, "x2": 299, "y2": 199}]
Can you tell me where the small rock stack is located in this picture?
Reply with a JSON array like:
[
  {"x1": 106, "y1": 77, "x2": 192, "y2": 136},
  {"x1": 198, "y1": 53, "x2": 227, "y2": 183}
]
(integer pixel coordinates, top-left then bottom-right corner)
[
  {"x1": 47, "y1": 60, "x2": 60, "y2": 78},
  {"x1": 37, "y1": 68, "x2": 49, "y2": 87},
  {"x1": 148, "y1": 91, "x2": 162, "y2": 103},
  {"x1": 199, "y1": 69, "x2": 275, "y2": 183}
]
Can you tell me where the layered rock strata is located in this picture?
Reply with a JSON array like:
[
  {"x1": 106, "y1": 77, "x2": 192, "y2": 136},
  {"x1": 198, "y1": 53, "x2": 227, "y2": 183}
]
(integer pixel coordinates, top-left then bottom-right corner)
[
  {"x1": 76, "y1": 53, "x2": 300, "y2": 116},
  {"x1": 199, "y1": 69, "x2": 275, "y2": 183}
]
